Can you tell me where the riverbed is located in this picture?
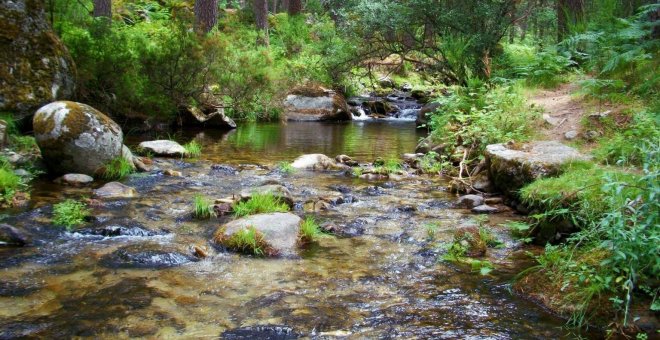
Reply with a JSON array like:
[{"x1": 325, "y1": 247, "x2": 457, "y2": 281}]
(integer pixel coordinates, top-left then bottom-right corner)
[{"x1": 0, "y1": 120, "x2": 588, "y2": 338}]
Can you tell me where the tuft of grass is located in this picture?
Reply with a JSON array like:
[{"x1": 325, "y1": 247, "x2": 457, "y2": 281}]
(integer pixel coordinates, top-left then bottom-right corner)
[
  {"x1": 193, "y1": 194, "x2": 215, "y2": 219},
  {"x1": 0, "y1": 158, "x2": 21, "y2": 204},
  {"x1": 352, "y1": 167, "x2": 363, "y2": 177},
  {"x1": 53, "y1": 199, "x2": 90, "y2": 231},
  {"x1": 102, "y1": 156, "x2": 135, "y2": 180},
  {"x1": 299, "y1": 216, "x2": 322, "y2": 244},
  {"x1": 233, "y1": 192, "x2": 289, "y2": 217},
  {"x1": 424, "y1": 222, "x2": 439, "y2": 240},
  {"x1": 419, "y1": 152, "x2": 448, "y2": 174},
  {"x1": 277, "y1": 161, "x2": 295, "y2": 175},
  {"x1": 217, "y1": 226, "x2": 271, "y2": 256},
  {"x1": 184, "y1": 140, "x2": 202, "y2": 158},
  {"x1": 383, "y1": 158, "x2": 403, "y2": 174},
  {"x1": 10, "y1": 135, "x2": 38, "y2": 153}
]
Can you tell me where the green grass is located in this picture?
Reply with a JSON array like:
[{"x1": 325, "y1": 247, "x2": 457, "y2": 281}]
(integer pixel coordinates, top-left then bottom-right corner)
[
  {"x1": 193, "y1": 194, "x2": 215, "y2": 219},
  {"x1": 101, "y1": 156, "x2": 135, "y2": 180},
  {"x1": 0, "y1": 163, "x2": 21, "y2": 204},
  {"x1": 352, "y1": 167, "x2": 363, "y2": 177},
  {"x1": 299, "y1": 216, "x2": 322, "y2": 243},
  {"x1": 277, "y1": 161, "x2": 296, "y2": 175},
  {"x1": 419, "y1": 152, "x2": 448, "y2": 174},
  {"x1": 53, "y1": 199, "x2": 90, "y2": 231},
  {"x1": 10, "y1": 135, "x2": 38, "y2": 153},
  {"x1": 424, "y1": 222, "x2": 439, "y2": 240},
  {"x1": 184, "y1": 140, "x2": 202, "y2": 158},
  {"x1": 219, "y1": 226, "x2": 270, "y2": 256},
  {"x1": 233, "y1": 192, "x2": 289, "y2": 217}
]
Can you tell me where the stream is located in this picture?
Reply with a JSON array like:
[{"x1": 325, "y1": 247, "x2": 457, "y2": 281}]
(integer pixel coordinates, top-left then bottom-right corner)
[{"x1": 0, "y1": 112, "x2": 589, "y2": 338}]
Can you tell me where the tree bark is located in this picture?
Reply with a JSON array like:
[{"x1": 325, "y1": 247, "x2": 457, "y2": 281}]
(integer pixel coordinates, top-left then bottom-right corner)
[
  {"x1": 93, "y1": 0, "x2": 111, "y2": 18},
  {"x1": 254, "y1": 0, "x2": 270, "y2": 45},
  {"x1": 557, "y1": 0, "x2": 585, "y2": 42},
  {"x1": 288, "y1": 0, "x2": 302, "y2": 15},
  {"x1": 194, "y1": 0, "x2": 218, "y2": 34}
]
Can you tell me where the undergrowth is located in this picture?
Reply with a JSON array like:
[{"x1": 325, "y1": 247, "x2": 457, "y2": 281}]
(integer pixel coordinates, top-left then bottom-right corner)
[{"x1": 53, "y1": 199, "x2": 90, "y2": 231}]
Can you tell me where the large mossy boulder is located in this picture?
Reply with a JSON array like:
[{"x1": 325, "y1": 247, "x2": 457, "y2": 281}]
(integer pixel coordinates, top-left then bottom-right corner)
[
  {"x1": 213, "y1": 212, "x2": 302, "y2": 257},
  {"x1": 283, "y1": 86, "x2": 351, "y2": 121},
  {"x1": 0, "y1": 0, "x2": 75, "y2": 121},
  {"x1": 485, "y1": 141, "x2": 590, "y2": 196},
  {"x1": 33, "y1": 101, "x2": 123, "y2": 176}
]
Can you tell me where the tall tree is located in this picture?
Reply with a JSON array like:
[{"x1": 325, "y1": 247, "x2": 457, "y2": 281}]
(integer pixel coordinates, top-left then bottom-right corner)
[
  {"x1": 194, "y1": 0, "x2": 219, "y2": 34},
  {"x1": 93, "y1": 0, "x2": 112, "y2": 18},
  {"x1": 288, "y1": 0, "x2": 301, "y2": 15},
  {"x1": 557, "y1": 0, "x2": 585, "y2": 41},
  {"x1": 254, "y1": 0, "x2": 270, "y2": 45}
]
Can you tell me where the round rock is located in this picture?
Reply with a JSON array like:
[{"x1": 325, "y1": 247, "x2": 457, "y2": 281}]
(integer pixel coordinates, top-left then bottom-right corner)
[
  {"x1": 138, "y1": 140, "x2": 187, "y2": 157},
  {"x1": 94, "y1": 182, "x2": 138, "y2": 199}
]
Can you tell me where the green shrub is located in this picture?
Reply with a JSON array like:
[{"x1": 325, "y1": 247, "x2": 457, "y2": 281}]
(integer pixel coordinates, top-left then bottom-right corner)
[
  {"x1": 53, "y1": 199, "x2": 90, "y2": 230},
  {"x1": 101, "y1": 156, "x2": 134, "y2": 180},
  {"x1": 418, "y1": 152, "x2": 449, "y2": 174},
  {"x1": 233, "y1": 192, "x2": 289, "y2": 217},
  {"x1": 595, "y1": 110, "x2": 660, "y2": 167},
  {"x1": 183, "y1": 140, "x2": 202, "y2": 158},
  {"x1": 193, "y1": 194, "x2": 215, "y2": 219},
  {"x1": 299, "y1": 216, "x2": 322, "y2": 243}
]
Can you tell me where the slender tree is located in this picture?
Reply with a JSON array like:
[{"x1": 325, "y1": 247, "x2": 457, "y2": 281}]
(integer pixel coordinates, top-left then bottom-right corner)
[
  {"x1": 288, "y1": 0, "x2": 302, "y2": 15},
  {"x1": 254, "y1": 0, "x2": 270, "y2": 45},
  {"x1": 557, "y1": 0, "x2": 585, "y2": 41},
  {"x1": 93, "y1": 0, "x2": 112, "y2": 18},
  {"x1": 194, "y1": 0, "x2": 219, "y2": 34}
]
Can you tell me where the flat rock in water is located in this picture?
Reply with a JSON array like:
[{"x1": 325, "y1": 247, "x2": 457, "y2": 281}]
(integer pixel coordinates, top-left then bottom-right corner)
[
  {"x1": 138, "y1": 140, "x2": 186, "y2": 157},
  {"x1": 457, "y1": 195, "x2": 484, "y2": 209},
  {"x1": 101, "y1": 244, "x2": 195, "y2": 269},
  {"x1": 213, "y1": 213, "x2": 302, "y2": 257},
  {"x1": 239, "y1": 184, "x2": 294, "y2": 207},
  {"x1": 222, "y1": 325, "x2": 300, "y2": 340},
  {"x1": 0, "y1": 224, "x2": 30, "y2": 246},
  {"x1": 56, "y1": 173, "x2": 94, "y2": 186},
  {"x1": 485, "y1": 141, "x2": 590, "y2": 196},
  {"x1": 291, "y1": 154, "x2": 346, "y2": 171},
  {"x1": 94, "y1": 182, "x2": 138, "y2": 199},
  {"x1": 471, "y1": 204, "x2": 500, "y2": 214}
]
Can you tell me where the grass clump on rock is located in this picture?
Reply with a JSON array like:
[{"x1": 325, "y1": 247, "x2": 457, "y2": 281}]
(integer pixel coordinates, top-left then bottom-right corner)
[
  {"x1": 184, "y1": 140, "x2": 202, "y2": 158},
  {"x1": 233, "y1": 193, "x2": 289, "y2": 217},
  {"x1": 193, "y1": 194, "x2": 216, "y2": 219},
  {"x1": 299, "y1": 216, "x2": 322, "y2": 244},
  {"x1": 101, "y1": 156, "x2": 135, "y2": 180},
  {"x1": 215, "y1": 226, "x2": 271, "y2": 256},
  {"x1": 53, "y1": 199, "x2": 90, "y2": 231},
  {"x1": 277, "y1": 161, "x2": 296, "y2": 175}
]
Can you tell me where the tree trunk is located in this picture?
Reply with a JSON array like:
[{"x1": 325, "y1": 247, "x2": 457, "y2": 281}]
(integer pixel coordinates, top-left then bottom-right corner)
[
  {"x1": 557, "y1": 0, "x2": 584, "y2": 42},
  {"x1": 254, "y1": 0, "x2": 270, "y2": 45},
  {"x1": 520, "y1": 0, "x2": 534, "y2": 41},
  {"x1": 93, "y1": 0, "x2": 111, "y2": 18},
  {"x1": 288, "y1": 0, "x2": 301, "y2": 15},
  {"x1": 281, "y1": 0, "x2": 289, "y2": 13},
  {"x1": 194, "y1": 0, "x2": 218, "y2": 34}
]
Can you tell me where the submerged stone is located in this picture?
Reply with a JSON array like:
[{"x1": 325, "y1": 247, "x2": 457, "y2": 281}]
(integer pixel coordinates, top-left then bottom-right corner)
[
  {"x1": 222, "y1": 325, "x2": 300, "y2": 340},
  {"x1": 0, "y1": 224, "x2": 30, "y2": 246},
  {"x1": 101, "y1": 244, "x2": 196, "y2": 269},
  {"x1": 93, "y1": 182, "x2": 138, "y2": 199}
]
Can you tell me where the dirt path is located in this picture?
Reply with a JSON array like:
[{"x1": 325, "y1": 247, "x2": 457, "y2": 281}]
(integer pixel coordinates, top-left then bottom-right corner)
[{"x1": 528, "y1": 82, "x2": 587, "y2": 141}]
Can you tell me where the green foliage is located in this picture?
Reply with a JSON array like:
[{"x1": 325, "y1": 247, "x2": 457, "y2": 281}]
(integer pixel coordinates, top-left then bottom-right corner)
[
  {"x1": 299, "y1": 216, "x2": 322, "y2": 243},
  {"x1": 10, "y1": 135, "x2": 38, "y2": 153},
  {"x1": 595, "y1": 110, "x2": 660, "y2": 166},
  {"x1": 193, "y1": 194, "x2": 215, "y2": 219},
  {"x1": 502, "y1": 221, "x2": 533, "y2": 243},
  {"x1": 351, "y1": 167, "x2": 364, "y2": 177},
  {"x1": 223, "y1": 226, "x2": 268, "y2": 256},
  {"x1": 183, "y1": 140, "x2": 202, "y2": 158},
  {"x1": 424, "y1": 222, "x2": 439, "y2": 240},
  {"x1": 233, "y1": 193, "x2": 289, "y2": 217},
  {"x1": 418, "y1": 152, "x2": 449, "y2": 174},
  {"x1": 494, "y1": 44, "x2": 576, "y2": 88},
  {"x1": 428, "y1": 82, "x2": 541, "y2": 167},
  {"x1": 443, "y1": 227, "x2": 496, "y2": 277},
  {"x1": 53, "y1": 199, "x2": 90, "y2": 231},
  {"x1": 277, "y1": 161, "x2": 296, "y2": 175},
  {"x1": 101, "y1": 157, "x2": 134, "y2": 180},
  {"x1": 0, "y1": 166, "x2": 21, "y2": 204}
]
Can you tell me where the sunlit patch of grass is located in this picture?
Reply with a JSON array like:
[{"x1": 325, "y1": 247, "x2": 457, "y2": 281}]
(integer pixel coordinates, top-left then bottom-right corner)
[
  {"x1": 101, "y1": 156, "x2": 135, "y2": 180},
  {"x1": 299, "y1": 216, "x2": 322, "y2": 244},
  {"x1": 193, "y1": 194, "x2": 215, "y2": 219},
  {"x1": 215, "y1": 226, "x2": 271, "y2": 256},
  {"x1": 184, "y1": 140, "x2": 202, "y2": 158},
  {"x1": 53, "y1": 199, "x2": 90, "y2": 231},
  {"x1": 278, "y1": 161, "x2": 295, "y2": 175},
  {"x1": 233, "y1": 192, "x2": 289, "y2": 217}
]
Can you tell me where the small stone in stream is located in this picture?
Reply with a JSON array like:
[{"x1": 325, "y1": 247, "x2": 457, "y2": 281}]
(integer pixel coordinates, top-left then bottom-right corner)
[
  {"x1": 94, "y1": 182, "x2": 138, "y2": 199},
  {"x1": 133, "y1": 157, "x2": 153, "y2": 172},
  {"x1": 564, "y1": 130, "x2": 578, "y2": 140},
  {"x1": 221, "y1": 325, "x2": 300, "y2": 340},
  {"x1": 210, "y1": 164, "x2": 238, "y2": 175},
  {"x1": 381, "y1": 182, "x2": 395, "y2": 189},
  {"x1": 335, "y1": 154, "x2": 359, "y2": 166},
  {"x1": 138, "y1": 140, "x2": 187, "y2": 157},
  {"x1": 192, "y1": 245, "x2": 208, "y2": 259},
  {"x1": 457, "y1": 195, "x2": 484, "y2": 209},
  {"x1": 213, "y1": 203, "x2": 233, "y2": 216},
  {"x1": 484, "y1": 197, "x2": 503, "y2": 205},
  {"x1": 471, "y1": 204, "x2": 499, "y2": 214},
  {"x1": 164, "y1": 169, "x2": 182, "y2": 177},
  {"x1": 395, "y1": 205, "x2": 417, "y2": 212},
  {"x1": 55, "y1": 173, "x2": 94, "y2": 186},
  {"x1": 328, "y1": 184, "x2": 351, "y2": 194},
  {"x1": 0, "y1": 224, "x2": 30, "y2": 246},
  {"x1": 360, "y1": 173, "x2": 388, "y2": 181}
]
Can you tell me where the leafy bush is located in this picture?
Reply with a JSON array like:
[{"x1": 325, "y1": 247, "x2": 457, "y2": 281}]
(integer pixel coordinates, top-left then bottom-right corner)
[
  {"x1": 233, "y1": 192, "x2": 289, "y2": 217},
  {"x1": 53, "y1": 199, "x2": 90, "y2": 230},
  {"x1": 494, "y1": 44, "x2": 575, "y2": 88},
  {"x1": 101, "y1": 156, "x2": 134, "y2": 180},
  {"x1": 193, "y1": 194, "x2": 215, "y2": 219}
]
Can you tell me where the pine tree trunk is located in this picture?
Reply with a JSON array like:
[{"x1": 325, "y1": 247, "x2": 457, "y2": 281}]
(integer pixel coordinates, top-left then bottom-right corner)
[
  {"x1": 557, "y1": 0, "x2": 584, "y2": 42},
  {"x1": 194, "y1": 0, "x2": 218, "y2": 34},
  {"x1": 288, "y1": 0, "x2": 301, "y2": 15},
  {"x1": 93, "y1": 0, "x2": 111, "y2": 18},
  {"x1": 254, "y1": 0, "x2": 270, "y2": 45}
]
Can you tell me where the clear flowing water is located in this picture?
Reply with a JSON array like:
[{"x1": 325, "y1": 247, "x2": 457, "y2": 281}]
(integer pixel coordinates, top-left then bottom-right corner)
[{"x1": 0, "y1": 121, "x2": 591, "y2": 339}]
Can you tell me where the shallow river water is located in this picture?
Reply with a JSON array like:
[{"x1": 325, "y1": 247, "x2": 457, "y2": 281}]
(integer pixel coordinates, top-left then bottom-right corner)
[{"x1": 0, "y1": 121, "x2": 591, "y2": 338}]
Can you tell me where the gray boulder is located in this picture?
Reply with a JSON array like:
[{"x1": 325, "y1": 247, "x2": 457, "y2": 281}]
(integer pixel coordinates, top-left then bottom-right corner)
[
  {"x1": 0, "y1": 224, "x2": 30, "y2": 246},
  {"x1": 138, "y1": 140, "x2": 186, "y2": 157},
  {"x1": 457, "y1": 195, "x2": 484, "y2": 209},
  {"x1": 416, "y1": 102, "x2": 441, "y2": 127},
  {"x1": 283, "y1": 86, "x2": 351, "y2": 121},
  {"x1": 472, "y1": 204, "x2": 500, "y2": 214},
  {"x1": 55, "y1": 173, "x2": 94, "y2": 187},
  {"x1": 33, "y1": 101, "x2": 123, "y2": 176},
  {"x1": 213, "y1": 213, "x2": 302, "y2": 257},
  {"x1": 94, "y1": 182, "x2": 138, "y2": 199},
  {"x1": 485, "y1": 141, "x2": 590, "y2": 196},
  {"x1": 0, "y1": 0, "x2": 76, "y2": 121}
]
